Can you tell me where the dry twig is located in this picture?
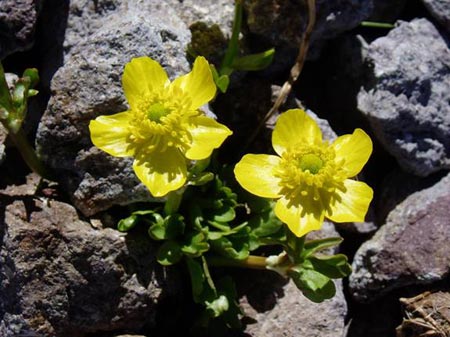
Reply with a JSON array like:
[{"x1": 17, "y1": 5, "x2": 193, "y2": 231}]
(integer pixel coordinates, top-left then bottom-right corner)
[{"x1": 244, "y1": 0, "x2": 317, "y2": 150}]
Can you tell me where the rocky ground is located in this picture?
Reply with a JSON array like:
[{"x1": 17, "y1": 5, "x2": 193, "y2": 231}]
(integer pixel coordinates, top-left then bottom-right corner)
[{"x1": 0, "y1": 0, "x2": 449, "y2": 336}]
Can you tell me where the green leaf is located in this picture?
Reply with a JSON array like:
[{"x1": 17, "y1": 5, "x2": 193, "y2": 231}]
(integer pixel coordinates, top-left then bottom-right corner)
[
  {"x1": 181, "y1": 231, "x2": 210, "y2": 257},
  {"x1": 190, "y1": 158, "x2": 211, "y2": 175},
  {"x1": 210, "y1": 234, "x2": 249, "y2": 260},
  {"x1": 215, "y1": 277, "x2": 242, "y2": 328},
  {"x1": 308, "y1": 254, "x2": 352, "y2": 279},
  {"x1": 231, "y1": 48, "x2": 275, "y2": 71},
  {"x1": 185, "y1": 257, "x2": 205, "y2": 300},
  {"x1": 117, "y1": 214, "x2": 139, "y2": 232},
  {"x1": 248, "y1": 208, "x2": 282, "y2": 237},
  {"x1": 185, "y1": 257, "x2": 217, "y2": 305},
  {"x1": 207, "y1": 220, "x2": 231, "y2": 231},
  {"x1": 215, "y1": 74, "x2": 230, "y2": 93},
  {"x1": 28, "y1": 89, "x2": 39, "y2": 97},
  {"x1": 0, "y1": 62, "x2": 13, "y2": 114},
  {"x1": 0, "y1": 107, "x2": 8, "y2": 120},
  {"x1": 212, "y1": 205, "x2": 235, "y2": 223},
  {"x1": 157, "y1": 240, "x2": 183, "y2": 266},
  {"x1": 9, "y1": 77, "x2": 33, "y2": 133},
  {"x1": 207, "y1": 221, "x2": 249, "y2": 240},
  {"x1": 148, "y1": 214, "x2": 185, "y2": 240},
  {"x1": 12, "y1": 78, "x2": 28, "y2": 106},
  {"x1": 205, "y1": 295, "x2": 229, "y2": 318},
  {"x1": 190, "y1": 172, "x2": 215, "y2": 186},
  {"x1": 22, "y1": 68, "x2": 39, "y2": 88},
  {"x1": 289, "y1": 267, "x2": 336, "y2": 303},
  {"x1": 131, "y1": 209, "x2": 158, "y2": 216},
  {"x1": 210, "y1": 64, "x2": 229, "y2": 93},
  {"x1": 301, "y1": 237, "x2": 343, "y2": 259}
]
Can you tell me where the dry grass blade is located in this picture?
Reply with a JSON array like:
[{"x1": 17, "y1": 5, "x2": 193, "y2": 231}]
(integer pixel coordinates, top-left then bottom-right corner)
[{"x1": 244, "y1": 0, "x2": 317, "y2": 150}]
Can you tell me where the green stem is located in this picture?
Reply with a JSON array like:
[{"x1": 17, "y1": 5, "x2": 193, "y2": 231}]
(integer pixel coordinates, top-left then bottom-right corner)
[
  {"x1": 9, "y1": 128, "x2": 48, "y2": 178},
  {"x1": 361, "y1": 21, "x2": 395, "y2": 29},
  {"x1": 164, "y1": 190, "x2": 183, "y2": 215},
  {"x1": 207, "y1": 255, "x2": 269, "y2": 270},
  {"x1": 286, "y1": 231, "x2": 305, "y2": 264},
  {"x1": 220, "y1": 0, "x2": 243, "y2": 74}
]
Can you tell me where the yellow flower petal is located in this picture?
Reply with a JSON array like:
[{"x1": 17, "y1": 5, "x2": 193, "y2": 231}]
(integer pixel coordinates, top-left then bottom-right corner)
[
  {"x1": 185, "y1": 116, "x2": 232, "y2": 160},
  {"x1": 89, "y1": 111, "x2": 133, "y2": 157},
  {"x1": 170, "y1": 56, "x2": 216, "y2": 110},
  {"x1": 234, "y1": 154, "x2": 282, "y2": 198},
  {"x1": 326, "y1": 179, "x2": 373, "y2": 223},
  {"x1": 275, "y1": 197, "x2": 324, "y2": 237},
  {"x1": 272, "y1": 109, "x2": 323, "y2": 156},
  {"x1": 122, "y1": 56, "x2": 170, "y2": 109},
  {"x1": 331, "y1": 128, "x2": 373, "y2": 178},
  {"x1": 133, "y1": 148, "x2": 187, "y2": 197}
]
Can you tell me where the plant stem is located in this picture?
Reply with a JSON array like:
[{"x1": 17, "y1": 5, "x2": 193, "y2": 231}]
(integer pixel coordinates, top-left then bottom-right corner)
[
  {"x1": 220, "y1": 0, "x2": 243, "y2": 74},
  {"x1": 207, "y1": 255, "x2": 269, "y2": 270},
  {"x1": 164, "y1": 190, "x2": 183, "y2": 215},
  {"x1": 361, "y1": 21, "x2": 395, "y2": 29},
  {"x1": 9, "y1": 128, "x2": 48, "y2": 178}
]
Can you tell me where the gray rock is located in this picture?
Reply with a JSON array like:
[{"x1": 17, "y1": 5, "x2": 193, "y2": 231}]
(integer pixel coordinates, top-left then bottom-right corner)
[
  {"x1": 243, "y1": 0, "x2": 372, "y2": 59},
  {"x1": 0, "y1": 172, "x2": 40, "y2": 197},
  {"x1": 166, "y1": 0, "x2": 234, "y2": 36},
  {"x1": 421, "y1": 0, "x2": 450, "y2": 32},
  {"x1": 241, "y1": 222, "x2": 347, "y2": 337},
  {"x1": 242, "y1": 279, "x2": 347, "y2": 337},
  {"x1": 0, "y1": 0, "x2": 42, "y2": 59},
  {"x1": 349, "y1": 172, "x2": 450, "y2": 302},
  {"x1": 0, "y1": 124, "x2": 6, "y2": 165},
  {"x1": 63, "y1": 0, "x2": 123, "y2": 57},
  {"x1": 358, "y1": 18, "x2": 450, "y2": 177},
  {"x1": 0, "y1": 198, "x2": 178, "y2": 337},
  {"x1": 36, "y1": 3, "x2": 191, "y2": 216}
]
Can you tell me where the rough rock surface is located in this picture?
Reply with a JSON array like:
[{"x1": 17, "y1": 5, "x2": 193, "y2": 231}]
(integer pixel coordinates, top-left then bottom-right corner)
[
  {"x1": 358, "y1": 18, "x2": 450, "y2": 177},
  {"x1": 349, "y1": 172, "x2": 450, "y2": 302},
  {"x1": 0, "y1": 0, "x2": 42, "y2": 59},
  {"x1": 241, "y1": 222, "x2": 348, "y2": 337},
  {"x1": 242, "y1": 278, "x2": 347, "y2": 337},
  {"x1": 0, "y1": 125, "x2": 6, "y2": 165},
  {"x1": 0, "y1": 198, "x2": 178, "y2": 337},
  {"x1": 421, "y1": 0, "x2": 450, "y2": 32},
  {"x1": 166, "y1": 0, "x2": 234, "y2": 36},
  {"x1": 36, "y1": 2, "x2": 191, "y2": 216},
  {"x1": 243, "y1": 0, "x2": 372, "y2": 59}
]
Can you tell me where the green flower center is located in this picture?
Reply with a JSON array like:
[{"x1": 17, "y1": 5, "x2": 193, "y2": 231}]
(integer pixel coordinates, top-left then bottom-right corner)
[
  {"x1": 276, "y1": 144, "x2": 346, "y2": 203},
  {"x1": 128, "y1": 91, "x2": 197, "y2": 158},
  {"x1": 147, "y1": 102, "x2": 171, "y2": 122},
  {"x1": 298, "y1": 153, "x2": 323, "y2": 174}
]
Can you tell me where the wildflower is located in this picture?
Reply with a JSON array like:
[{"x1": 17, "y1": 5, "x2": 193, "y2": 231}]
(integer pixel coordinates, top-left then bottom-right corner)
[
  {"x1": 234, "y1": 109, "x2": 373, "y2": 237},
  {"x1": 89, "y1": 56, "x2": 232, "y2": 197}
]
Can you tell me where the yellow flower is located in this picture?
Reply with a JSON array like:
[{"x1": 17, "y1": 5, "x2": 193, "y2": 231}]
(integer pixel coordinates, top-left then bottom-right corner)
[
  {"x1": 234, "y1": 109, "x2": 373, "y2": 237},
  {"x1": 89, "y1": 56, "x2": 232, "y2": 197}
]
